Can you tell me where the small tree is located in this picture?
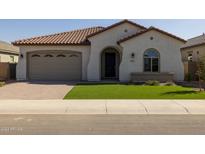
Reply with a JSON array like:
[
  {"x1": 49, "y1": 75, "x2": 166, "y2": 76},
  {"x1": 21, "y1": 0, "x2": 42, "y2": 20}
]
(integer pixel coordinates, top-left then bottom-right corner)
[{"x1": 196, "y1": 53, "x2": 205, "y2": 91}]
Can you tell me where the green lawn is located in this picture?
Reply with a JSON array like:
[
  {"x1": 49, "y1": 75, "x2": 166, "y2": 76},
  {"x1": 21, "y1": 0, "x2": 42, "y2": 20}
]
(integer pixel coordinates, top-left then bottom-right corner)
[{"x1": 64, "y1": 84, "x2": 205, "y2": 99}]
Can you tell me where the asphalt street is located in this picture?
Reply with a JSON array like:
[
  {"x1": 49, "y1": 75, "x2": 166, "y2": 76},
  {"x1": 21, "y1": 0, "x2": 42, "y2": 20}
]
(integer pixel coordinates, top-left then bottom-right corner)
[{"x1": 0, "y1": 114, "x2": 205, "y2": 135}]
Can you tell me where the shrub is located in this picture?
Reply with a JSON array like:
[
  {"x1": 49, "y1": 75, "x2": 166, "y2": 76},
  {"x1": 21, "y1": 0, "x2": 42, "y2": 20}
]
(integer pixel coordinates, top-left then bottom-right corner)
[
  {"x1": 145, "y1": 80, "x2": 160, "y2": 86},
  {"x1": 0, "y1": 82, "x2": 5, "y2": 87},
  {"x1": 164, "y1": 81, "x2": 175, "y2": 86},
  {"x1": 195, "y1": 56, "x2": 205, "y2": 91},
  {"x1": 196, "y1": 57, "x2": 205, "y2": 81},
  {"x1": 185, "y1": 73, "x2": 193, "y2": 81}
]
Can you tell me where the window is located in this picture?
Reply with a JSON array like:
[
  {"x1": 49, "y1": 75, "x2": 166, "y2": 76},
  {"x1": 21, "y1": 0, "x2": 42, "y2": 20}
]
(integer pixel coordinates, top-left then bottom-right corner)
[
  {"x1": 188, "y1": 53, "x2": 193, "y2": 61},
  {"x1": 31, "y1": 54, "x2": 40, "y2": 57},
  {"x1": 10, "y1": 56, "x2": 14, "y2": 62},
  {"x1": 69, "y1": 54, "x2": 78, "y2": 57},
  {"x1": 57, "y1": 54, "x2": 66, "y2": 57},
  {"x1": 144, "y1": 49, "x2": 160, "y2": 72},
  {"x1": 44, "y1": 54, "x2": 53, "y2": 57}
]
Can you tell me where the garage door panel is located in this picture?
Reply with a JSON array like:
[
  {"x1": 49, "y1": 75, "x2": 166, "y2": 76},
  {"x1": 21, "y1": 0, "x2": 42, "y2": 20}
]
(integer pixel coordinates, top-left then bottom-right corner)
[{"x1": 28, "y1": 52, "x2": 82, "y2": 81}]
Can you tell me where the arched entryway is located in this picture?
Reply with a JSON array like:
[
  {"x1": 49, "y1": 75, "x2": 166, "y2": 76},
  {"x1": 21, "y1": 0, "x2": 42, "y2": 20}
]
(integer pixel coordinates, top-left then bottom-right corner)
[{"x1": 101, "y1": 47, "x2": 120, "y2": 80}]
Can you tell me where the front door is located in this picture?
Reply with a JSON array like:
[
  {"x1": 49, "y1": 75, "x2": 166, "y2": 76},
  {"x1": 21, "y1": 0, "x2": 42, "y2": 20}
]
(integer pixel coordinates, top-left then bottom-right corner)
[{"x1": 105, "y1": 52, "x2": 116, "y2": 78}]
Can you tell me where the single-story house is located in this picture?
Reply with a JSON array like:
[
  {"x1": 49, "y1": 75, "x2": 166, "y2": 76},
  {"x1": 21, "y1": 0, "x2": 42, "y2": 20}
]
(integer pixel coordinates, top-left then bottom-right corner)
[
  {"x1": 0, "y1": 40, "x2": 19, "y2": 63},
  {"x1": 12, "y1": 20, "x2": 186, "y2": 82},
  {"x1": 181, "y1": 34, "x2": 205, "y2": 80}
]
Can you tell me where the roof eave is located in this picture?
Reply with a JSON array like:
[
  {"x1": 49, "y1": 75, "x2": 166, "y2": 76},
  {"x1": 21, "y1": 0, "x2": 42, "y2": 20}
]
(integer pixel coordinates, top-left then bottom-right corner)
[
  {"x1": 181, "y1": 42, "x2": 205, "y2": 49},
  {"x1": 0, "y1": 50, "x2": 19, "y2": 55},
  {"x1": 149, "y1": 27, "x2": 186, "y2": 43},
  {"x1": 12, "y1": 40, "x2": 91, "y2": 46}
]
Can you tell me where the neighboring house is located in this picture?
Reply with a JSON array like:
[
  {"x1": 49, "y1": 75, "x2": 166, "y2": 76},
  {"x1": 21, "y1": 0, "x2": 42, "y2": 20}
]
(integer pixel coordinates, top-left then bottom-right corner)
[
  {"x1": 0, "y1": 40, "x2": 19, "y2": 63},
  {"x1": 12, "y1": 20, "x2": 186, "y2": 82},
  {"x1": 181, "y1": 34, "x2": 205, "y2": 62},
  {"x1": 181, "y1": 34, "x2": 205, "y2": 80}
]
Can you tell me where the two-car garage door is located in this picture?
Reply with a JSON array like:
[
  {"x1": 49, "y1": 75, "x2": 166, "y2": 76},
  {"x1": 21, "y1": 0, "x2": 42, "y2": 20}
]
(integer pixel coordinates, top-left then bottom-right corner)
[{"x1": 28, "y1": 51, "x2": 82, "y2": 81}]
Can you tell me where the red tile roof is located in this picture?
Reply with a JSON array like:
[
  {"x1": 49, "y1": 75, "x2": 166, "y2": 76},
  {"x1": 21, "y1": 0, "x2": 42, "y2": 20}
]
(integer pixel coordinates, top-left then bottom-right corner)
[
  {"x1": 118, "y1": 26, "x2": 186, "y2": 44},
  {"x1": 12, "y1": 20, "x2": 186, "y2": 46},
  {"x1": 12, "y1": 27, "x2": 104, "y2": 45}
]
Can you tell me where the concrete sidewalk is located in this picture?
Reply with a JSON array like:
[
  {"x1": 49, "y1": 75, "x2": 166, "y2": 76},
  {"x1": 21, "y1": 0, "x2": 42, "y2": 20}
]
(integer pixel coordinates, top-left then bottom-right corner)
[{"x1": 0, "y1": 100, "x2": 205, "y2": 114}]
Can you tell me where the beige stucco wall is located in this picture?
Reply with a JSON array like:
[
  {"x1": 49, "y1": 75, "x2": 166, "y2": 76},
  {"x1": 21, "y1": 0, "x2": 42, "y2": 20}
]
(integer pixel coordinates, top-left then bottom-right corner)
[
  {"x1": 119, "y1": 30, "x2": 185, "y2": 81},
  {"x1": 181, "y1": 44, "x2": 205, "y2": 62},
  {"x1": 0, "y1": 53, "x2": 18, "y2": 63},
  {"x1": 16, "y1": 45, "x2": 90, "y2": 81},
  {"x1": 87, "y1": 22, "x2": 144, "y2": 81}
]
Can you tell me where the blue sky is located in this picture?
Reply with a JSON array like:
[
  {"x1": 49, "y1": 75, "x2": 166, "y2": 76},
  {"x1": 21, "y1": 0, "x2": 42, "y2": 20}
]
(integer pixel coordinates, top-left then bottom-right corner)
[{"x1": 0, "y1": 19, "x2": 204, "y2": 43}]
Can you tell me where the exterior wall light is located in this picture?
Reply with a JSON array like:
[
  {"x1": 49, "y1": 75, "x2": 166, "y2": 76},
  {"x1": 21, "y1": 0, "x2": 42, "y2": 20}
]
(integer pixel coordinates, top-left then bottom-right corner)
[
  {"x1": 131, "y1": 53, "x2": 135, "y2": 58},
  {"x1": 20, "y1": 54, "x2": 24, "y2": 58}
]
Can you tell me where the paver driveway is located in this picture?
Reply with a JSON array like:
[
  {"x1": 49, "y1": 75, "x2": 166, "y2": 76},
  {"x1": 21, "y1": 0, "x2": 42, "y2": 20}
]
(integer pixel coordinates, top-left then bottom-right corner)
[{"x1": 0, "y1": 81, "x2": 74, "y2": 100}]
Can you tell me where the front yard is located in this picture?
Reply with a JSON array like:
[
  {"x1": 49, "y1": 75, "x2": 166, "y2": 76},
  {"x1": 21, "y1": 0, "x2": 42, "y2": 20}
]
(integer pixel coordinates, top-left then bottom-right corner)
[{"x1": 64, "y1": 84, "x2": 205, "y2": 99}]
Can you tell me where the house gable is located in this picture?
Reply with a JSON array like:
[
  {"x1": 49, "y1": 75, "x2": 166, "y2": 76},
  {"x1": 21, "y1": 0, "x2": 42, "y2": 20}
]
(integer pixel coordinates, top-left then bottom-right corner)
[
  {"x1": 86, "y1": 21, "x2": 146, "y2": 81},
  {"x1": 88, "y1": 22, "x2": 145, "y2": 46},
  {"x1": 118, "y1": 27, "x2": 186, "y2": 45},
  {"x1": 118, "y1": 29, "x2": 185, "y2": 81},
  {"x1": 87, "y1": 20, "x2": 147, "y2": 39}
]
